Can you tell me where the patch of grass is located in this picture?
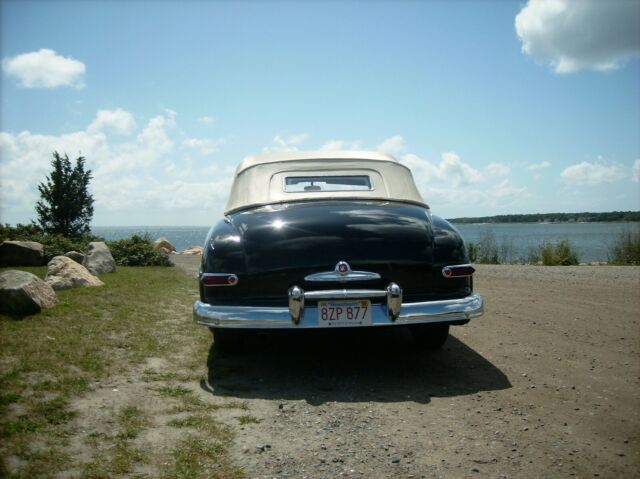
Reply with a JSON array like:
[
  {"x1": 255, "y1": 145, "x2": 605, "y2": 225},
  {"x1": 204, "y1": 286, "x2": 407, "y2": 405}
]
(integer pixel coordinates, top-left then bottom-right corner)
[
  {"x1": 609, "y1": 229, "x2": 640, "y2": 265},
  {"x1": 6, "y1": 447, "x2": 70, "y2": 479},
  {"x1": 80, "y1": 405, "x2": 150, "y2": 477},
  {"x1": 3, "y1": 416, "x2": 40, "y2": 436},
  {"x1": 0, "y1": 393, "x2": 21, "y2": 406},
  {"x1": 0, "y1": 266, "x2": 221, "y2": 478},
  {"x1": 162, "y1": 436, "x2": 243, "y2": 479},
  {"x1": 34, "y1": 396, "x2": 76, "y2": 425},
  {"x1": 143, "y1": 369, "x2": 199, "y2": 383},
  {"x1": 143, "y1": 369, "x2": 180, "y2": 382},
  {"x1": 167, "y1": 414, "x2": 230, "y2": 437},
  {"x1": 236, "y1": 415, "x2": 260, "y2": 425},
  {"x1": 33, "y1": 376, "x2": 90, "y2": 395},
  {"x1": 157, "y1": 385, "x2": 193, "y2": 398},
  {"x1": 81, "y1": 442, "x2": 147, "y2": 479},
  {"x1": 117, "y1": 406, "x2": 149, "y2": 439}
]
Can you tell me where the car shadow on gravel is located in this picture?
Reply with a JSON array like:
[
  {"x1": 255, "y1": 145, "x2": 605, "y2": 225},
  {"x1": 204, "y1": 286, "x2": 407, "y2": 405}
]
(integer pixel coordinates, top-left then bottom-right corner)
[{"x1": 202, "y1": 327, "x2": 511, "y2": 405}]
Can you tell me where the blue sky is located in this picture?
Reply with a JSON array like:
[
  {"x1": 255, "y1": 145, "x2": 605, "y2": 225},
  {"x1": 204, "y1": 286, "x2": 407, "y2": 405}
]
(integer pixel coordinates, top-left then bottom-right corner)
[{"x1": 1, "y1": 0, "x2": 639, "y2": 226}]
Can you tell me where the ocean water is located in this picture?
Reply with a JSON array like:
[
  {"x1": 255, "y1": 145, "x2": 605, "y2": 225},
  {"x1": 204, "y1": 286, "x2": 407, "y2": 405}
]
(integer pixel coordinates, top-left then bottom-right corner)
[
  {"x1": 92, "y1": 226, "x2": 210, "y2": 253},
  {"x1": 455, "y1": 222, "x2": 639, "y2": 263},
  {"x1": 92, "y1": 222, "x2": 640, "y2": 263}
]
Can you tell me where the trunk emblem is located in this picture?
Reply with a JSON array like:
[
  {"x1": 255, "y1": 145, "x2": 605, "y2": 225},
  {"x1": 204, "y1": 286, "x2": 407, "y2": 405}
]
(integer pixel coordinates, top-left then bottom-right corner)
[
  {"x1": 336, "y1": 261, "x2": 350, "y2": 275},
  {"x1": 305, "y1": 262, "x2": 381, "y2": 283}
]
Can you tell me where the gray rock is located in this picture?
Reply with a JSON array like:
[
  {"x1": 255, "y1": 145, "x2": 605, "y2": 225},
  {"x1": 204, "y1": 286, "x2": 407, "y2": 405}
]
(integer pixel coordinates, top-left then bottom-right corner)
[
  {"x1": 0, "y1": 270, "x2": 58, "y2": 315},
  {"x1": 181, "y1": 245, "x2": 204, "y2": 255},
  {"x1": 83, "y1": 242, "x2": 116, "y2": 275},
  {"x1": 154, "y1": 237, "x2": 176, "y2": 253},
  {"x1": 64, "y1": 250, "x2": 85, "y2": 264},
  {"x1": 45, "y1": 256, "x2": 104, "y2": 290},
  {"x1": 0, "y1": 241, "x2": 45, "y2": 267}
]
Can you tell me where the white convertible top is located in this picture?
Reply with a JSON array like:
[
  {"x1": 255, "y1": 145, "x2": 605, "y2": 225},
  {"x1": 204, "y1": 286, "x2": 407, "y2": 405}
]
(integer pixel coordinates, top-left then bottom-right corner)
[{"x1": 225, "y1": 150, "x2": 427, "y2": 214}]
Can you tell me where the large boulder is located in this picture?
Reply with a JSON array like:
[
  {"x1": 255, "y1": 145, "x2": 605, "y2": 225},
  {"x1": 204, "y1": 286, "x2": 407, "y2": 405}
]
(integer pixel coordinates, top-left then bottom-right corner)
[
  {"x1": 65, "y1": 250, "x2": 85, "y2": 264},
  {"x1": 0, "y1": 270, "x2": 58, "y2": 315},
  {"x1": 181, "y1": 245, "x2": 204, "y2": 255},
  {"x1": 0, "y1": 241, "x2": 45, "y2": 267},
  {"x1": 45, "y1": 256, "x2": 104, "y2": 290},
  {"x1": 154, "y1": 237, "x2": 176, "y2": 253},
  {"x1": 83, "y1": 242, "x2": 116, "y2": 275}
]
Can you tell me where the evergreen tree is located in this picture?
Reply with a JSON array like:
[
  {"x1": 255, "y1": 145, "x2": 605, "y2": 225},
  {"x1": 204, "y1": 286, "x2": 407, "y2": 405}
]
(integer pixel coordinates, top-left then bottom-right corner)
[{"x1": 35, "y1": 151, "x2": 94, "y2": 239}]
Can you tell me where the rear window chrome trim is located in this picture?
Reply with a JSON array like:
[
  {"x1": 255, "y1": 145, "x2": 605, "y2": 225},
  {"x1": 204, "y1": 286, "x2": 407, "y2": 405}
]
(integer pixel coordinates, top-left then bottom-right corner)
[{"x1": 282, "y1": 174, "x2": 374, "y2": 193}]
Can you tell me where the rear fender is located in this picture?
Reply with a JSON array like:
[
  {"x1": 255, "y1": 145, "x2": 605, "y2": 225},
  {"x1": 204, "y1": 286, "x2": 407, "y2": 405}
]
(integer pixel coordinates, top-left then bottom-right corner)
[{"x1": 200, "y1": 218, "x2": 247, "y2": 302}]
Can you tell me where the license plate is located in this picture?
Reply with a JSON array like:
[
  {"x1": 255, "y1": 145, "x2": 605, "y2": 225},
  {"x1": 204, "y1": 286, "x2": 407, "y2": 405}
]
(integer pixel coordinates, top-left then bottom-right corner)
[{"x1": 318, "y1": 300, "x2": 372, "y2": 327}]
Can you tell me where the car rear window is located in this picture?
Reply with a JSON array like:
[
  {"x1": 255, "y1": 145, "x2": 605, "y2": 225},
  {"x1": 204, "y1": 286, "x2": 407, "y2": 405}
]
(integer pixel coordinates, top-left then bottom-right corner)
[{"x1": 284, "y1": 175, "x2": 372, "y2": 192}]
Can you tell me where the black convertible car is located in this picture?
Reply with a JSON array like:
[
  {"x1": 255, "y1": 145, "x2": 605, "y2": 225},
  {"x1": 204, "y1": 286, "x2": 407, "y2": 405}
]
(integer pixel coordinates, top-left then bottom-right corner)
[{"x1": 194, "y1": 150, "x2": 484, "y2": 350}]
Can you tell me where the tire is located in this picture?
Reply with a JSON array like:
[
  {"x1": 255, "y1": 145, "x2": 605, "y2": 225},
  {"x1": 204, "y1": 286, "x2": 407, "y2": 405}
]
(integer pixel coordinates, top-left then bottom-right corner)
[
  {"x1": 410, "y1": 323, "x2": 450, "y2": 350},
  {"x1": 210, "y1": 328, "x2": 243, "y2": 353}
]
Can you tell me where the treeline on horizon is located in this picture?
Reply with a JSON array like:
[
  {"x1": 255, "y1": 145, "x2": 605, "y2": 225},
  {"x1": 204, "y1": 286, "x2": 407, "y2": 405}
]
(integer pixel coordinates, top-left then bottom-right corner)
[{"x1": 448, "y1": 211, "x2": 640, "y2": 224}]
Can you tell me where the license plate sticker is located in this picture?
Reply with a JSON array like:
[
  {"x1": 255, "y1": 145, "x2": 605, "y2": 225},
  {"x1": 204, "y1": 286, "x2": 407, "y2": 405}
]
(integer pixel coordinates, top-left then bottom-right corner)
[{"x1": 318, "y1": 300, "x2": 372, "y2": 327}]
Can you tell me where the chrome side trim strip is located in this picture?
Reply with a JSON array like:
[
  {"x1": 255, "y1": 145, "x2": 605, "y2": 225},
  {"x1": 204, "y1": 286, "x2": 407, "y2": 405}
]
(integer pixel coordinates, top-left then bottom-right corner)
[{"x1": 304, "y1": 289, "x2": 387, "y2": 300}]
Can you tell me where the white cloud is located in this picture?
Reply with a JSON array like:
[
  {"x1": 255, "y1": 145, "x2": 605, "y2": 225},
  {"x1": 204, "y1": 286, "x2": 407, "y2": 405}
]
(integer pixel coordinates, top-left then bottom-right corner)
[
  {"x1": 527, "y1": 161, "x2": 551, "y2": 170},
  {"x1": 0, "y1": 108, "x2": 234, "y2": 225},
  {"x1": 631, "y1": 159, "x2": 640, "y2": 183},
  {"x1": 2, "y1": 49, "x2": 86, "y2": 88},
  {"x1": 399, "y1": 152, "x2": 529, "y2": 211},
  {"x1": 198, "y1": 116, "x2": 216, "y2": 125},
  {"x1": 376, "y1": 135, "x2": 405, "y2": 155},
  {"x1": 183, "y1": 137, "x2": 225, "y2": 155},
  {"x1": 319, "y1": 139, "x2": 363, "y2": 151},
  {"x1": 515, "y1": 0, "x2": 640, "y2": 73},
  {"x1": 287, "y1": 133, "x2": 309, "y2": 146},
  {"x1": 88, "y1": 108, "x2": 136, "y2": 135},
  {"x1": 136, "y1": 110, "x2": 175, "y2": 153},
  {"x1": 485, "y1": 163, "x2": 512, "y2": 178},
  {"x1": 561, "y1": 159, "x2": 628, "y2": 184},
  {"x1": 403, "y1": 152, "x2": 483, "y2": 187},
  {"x1": 263, "y1": 133, "x2": 309, "y2": 152}
]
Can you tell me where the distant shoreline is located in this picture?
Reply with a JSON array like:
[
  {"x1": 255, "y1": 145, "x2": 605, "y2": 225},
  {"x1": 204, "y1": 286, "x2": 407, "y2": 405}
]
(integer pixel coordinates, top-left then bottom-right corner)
[
  {"x1": 448, "y1": 211, "x2": 640, "y2": 225},
  {"x1": 449, "y1": 220, "x2": 640, "y2": 226}
]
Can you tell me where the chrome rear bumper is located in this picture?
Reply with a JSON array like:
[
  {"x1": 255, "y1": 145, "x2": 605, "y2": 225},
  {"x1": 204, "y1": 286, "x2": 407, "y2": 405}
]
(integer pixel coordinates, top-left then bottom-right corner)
[{"x1": 193, "y1": 290, "x2": 484, "y2": 330}]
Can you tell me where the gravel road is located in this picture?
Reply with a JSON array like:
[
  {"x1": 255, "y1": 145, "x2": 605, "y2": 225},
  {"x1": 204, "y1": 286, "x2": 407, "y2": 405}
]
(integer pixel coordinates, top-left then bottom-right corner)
[{"x1": 173, "y1": 255, "x2": 640, "y2": 478}]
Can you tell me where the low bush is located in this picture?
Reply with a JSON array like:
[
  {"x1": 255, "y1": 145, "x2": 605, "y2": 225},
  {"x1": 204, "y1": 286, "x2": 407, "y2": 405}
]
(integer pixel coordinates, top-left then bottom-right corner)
[
  {"x1": 609, "y1": 229, "x2": 640, "y2": 265},
  {"x1": 0, "y1": 223, "x2": 43, "y2": 240},
  {"x1": 539, "y1": 240, "x2": 580, "y2": 266},
  {"x1": 107, "y1": 234, "x2": 172, "y2": 267},
  {"x1": 1, "y1": 223, "x2": 93, "y2": 261}
]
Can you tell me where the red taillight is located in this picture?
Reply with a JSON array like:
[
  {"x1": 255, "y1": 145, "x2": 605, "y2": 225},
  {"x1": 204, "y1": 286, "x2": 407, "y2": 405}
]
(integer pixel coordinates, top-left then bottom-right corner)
[
  {"x1": 442, "y1": 264, "x2": 475, "y2": 278},
  {"x1": 201, "y1": 273, "x2": 239, "y2": 286}
]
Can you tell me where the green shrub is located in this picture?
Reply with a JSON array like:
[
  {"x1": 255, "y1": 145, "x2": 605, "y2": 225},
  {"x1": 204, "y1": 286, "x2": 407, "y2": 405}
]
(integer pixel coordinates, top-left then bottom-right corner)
[
  {"x1": 609, "y1": 229, "x2": 640, "y2": 265},
  {"x1": 1, "y1": 223, "x2": 93, "y2": 261},
  {"x1": 0, "y1": 223, "x2": 43, "y2": 241},
  {"x1": 38, "y1": 234, "x2": 88, "y2": 260},
  {"x1": 539, "y1": 240, "x2": 580, "y2": 266},
  {"x1": 107, "y1": 234, "x2": 172, "y2": 267}
]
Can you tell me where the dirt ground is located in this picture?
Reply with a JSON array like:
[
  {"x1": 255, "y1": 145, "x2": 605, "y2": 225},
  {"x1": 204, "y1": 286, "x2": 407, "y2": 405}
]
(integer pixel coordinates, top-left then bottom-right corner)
[{"x1": 172, "y1": 255, "x2": 640, "y2": 478}]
